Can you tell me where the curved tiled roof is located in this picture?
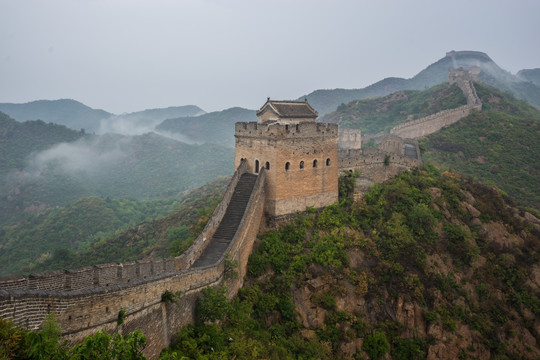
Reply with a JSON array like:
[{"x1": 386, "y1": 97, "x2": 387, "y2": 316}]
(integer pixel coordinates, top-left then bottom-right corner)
[{"x1": 256, "y1": 99, "x2": 318, "y2": 118}]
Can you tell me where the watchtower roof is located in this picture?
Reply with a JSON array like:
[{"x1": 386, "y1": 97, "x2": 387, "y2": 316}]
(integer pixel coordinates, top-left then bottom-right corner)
[{"x1": 256, "y1": 99, "x2": 318, "y2": 119}]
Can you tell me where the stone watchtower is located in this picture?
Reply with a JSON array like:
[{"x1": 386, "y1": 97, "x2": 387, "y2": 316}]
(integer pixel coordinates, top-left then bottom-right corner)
[{"x1": 234, "y1": 99, "x2": 338, "y2": 217}]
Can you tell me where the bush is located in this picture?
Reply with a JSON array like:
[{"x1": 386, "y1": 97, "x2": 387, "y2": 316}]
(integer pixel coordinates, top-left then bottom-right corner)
[
  {"x1": 196, "y1": 286, "x2": 232, "y2": 323},
  {"x1": 362, "y1": 331, "x2": 390, "y2": 359}
]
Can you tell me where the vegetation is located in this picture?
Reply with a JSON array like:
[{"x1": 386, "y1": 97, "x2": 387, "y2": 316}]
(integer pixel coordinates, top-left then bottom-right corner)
[
  {"x1": 0, "y1": 196, "x2": 181, "y2": 276},
  {"x1": 0, "y1": 111, "x2": 83, "y2": 171},
  {"x1": 0, "y1": 131, "x2": 233, "y2": 227},
  {"x1": 1, "y1": 176, "x2": 228, "y2": 276},
  {"x1": 1, "y1": 166, "x2": 538, "y2": 358},
  {"x1": 321, "y1": 83, "x2": 467, "y2": 134},
  {"x1": 159, "y1": 166, "x2": 540, "y2": 359},
  {"x1": 421, "y1": 82, "x2": 540, "y2": 209},
  {"x1": 0, "y1": 316, "x2": 146, "y2": 360}
]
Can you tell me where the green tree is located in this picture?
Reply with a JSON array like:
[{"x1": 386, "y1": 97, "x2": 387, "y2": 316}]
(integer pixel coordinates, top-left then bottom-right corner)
[
  {"x1": 70, "y1": 330, "x2": 146, "y2": 360},
  {"x1": 196, "y1": 286, "x2": 232, "y2": 323},
  {"x1": 25, "y1": 313, "x2": 68, "y2": 360},
  {"x1": 362, "y1": 331, "x2": 389, "y2": 359},
  {"x1": 0, "y1": 318, "x2": 27, "y2": 359}
]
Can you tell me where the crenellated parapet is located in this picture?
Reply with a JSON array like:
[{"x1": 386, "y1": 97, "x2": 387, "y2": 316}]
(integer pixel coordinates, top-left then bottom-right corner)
[{"x1": 235, "y1": 121, "x2": 338, "y2": 140}]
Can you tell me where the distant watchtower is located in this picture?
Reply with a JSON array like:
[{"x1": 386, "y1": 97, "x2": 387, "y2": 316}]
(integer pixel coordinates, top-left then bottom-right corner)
[{"x1": 235, "y1": 99, "x2": 338, "y2": 217}]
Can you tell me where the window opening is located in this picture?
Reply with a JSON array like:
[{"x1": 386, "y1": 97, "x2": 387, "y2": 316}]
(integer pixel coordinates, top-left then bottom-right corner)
[
  {"x1": 326, "y1": 158, "x2": 331, "y2": 166},
  {"x1": 255, "y1": 160, "x2": 260, "y2": 173},
  {"x1": 285, "y1": 162, "x2": 290, "y2": 171},
  {"x1": 265, "y1": 161, "x2": 270, "y2": 170},
  {"x1": 313, "y1": 159, "x2": 318, "y2": 168},
  {"x1": 299, "y1": 161, "x2": 304, "y2": 169}
]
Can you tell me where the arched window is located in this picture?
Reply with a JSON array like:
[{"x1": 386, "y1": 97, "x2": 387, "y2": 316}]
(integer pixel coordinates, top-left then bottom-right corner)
[
  {"x1": 299, "y1": 161, "x2": 304, "y2": 169},
  {"x1": 326, "y1": 158, "x2": 331, "y2": 166},
  {"x1": 255, "y1": 160, "x2": 259, "y2": 173},
  {"x1": 313, "y1": 159, "x2": 318, "y2": 168},
  {"x1": 265, "y1": 161, "x2": 270, "y2": 170},
  {"x1": 285, "y1": 162, "x2": 290, "y2": 171}
]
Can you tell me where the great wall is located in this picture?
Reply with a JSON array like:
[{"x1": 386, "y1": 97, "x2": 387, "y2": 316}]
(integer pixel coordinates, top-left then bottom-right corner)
[
  {"x1": 390, "y1": 68, "x2": 482, "y2": 138},
  {"x1": 0, "y1": 70, "x2": 480, "y2": 358}
]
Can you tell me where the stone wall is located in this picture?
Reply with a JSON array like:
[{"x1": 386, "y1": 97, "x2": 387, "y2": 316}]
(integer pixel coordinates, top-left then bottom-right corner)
[
  {"x1": 235, "y1": 121, "x2": 338, "y2": 217},
  {"x1": 389, "y1": 74, "x2": 481, "y2": 139},
  {"x1": 0, "y1": 162, "x2": 250, "y2": 293},
  {"x1": 338, "y1": 128, "x2": 362, "y2": 149},
  {"x1": 338, "y1": 148, "x2": 421, "y2": 194},
  {"x1": 0, "y1": 160, "x2": 267, "y2": 360}
]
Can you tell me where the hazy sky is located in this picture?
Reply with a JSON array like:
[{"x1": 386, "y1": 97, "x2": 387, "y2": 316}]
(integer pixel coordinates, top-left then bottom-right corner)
[{"x1": 1, "y1": 0, "x2": 539, "y2": 114}]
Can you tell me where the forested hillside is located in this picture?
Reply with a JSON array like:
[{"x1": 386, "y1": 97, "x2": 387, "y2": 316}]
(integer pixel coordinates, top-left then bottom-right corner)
[
  {"x1": 0, "y1": 197, "x2": 181, "y2": 276},
  {"x1": 0, "y1": 111, "x2": 84, "y2": 171},
  {"x1": 0, "y1": 132, "x2": 233, "y2": 226},
  {"x1": 421, "y1": 83, "x2": 540, "y2": 209},
  {"x1": 321, "y1": 83, "x2": 466, "y2": 134},
  {"x1": 1, "y1": 176, "x2": 229, "y2": 276}
]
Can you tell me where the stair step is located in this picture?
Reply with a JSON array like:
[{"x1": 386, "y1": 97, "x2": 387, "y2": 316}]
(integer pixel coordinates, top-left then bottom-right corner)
[{"x1": 191, "y1": 173, "x2": 259, "y2": 268}]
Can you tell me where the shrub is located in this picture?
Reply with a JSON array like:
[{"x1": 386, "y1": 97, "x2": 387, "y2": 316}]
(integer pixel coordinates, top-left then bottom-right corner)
[
  {"x1": 196, "y1": 286, "x2": 232, "y2": 323},
  {"x1": 362, "y1": 331, "x2": 390, "y2": 359}
]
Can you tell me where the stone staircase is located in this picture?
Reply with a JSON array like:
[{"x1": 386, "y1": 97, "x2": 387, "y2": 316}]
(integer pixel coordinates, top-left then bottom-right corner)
[{"x1": 191, "y1": 173, "x2": 258, "y2": 268}]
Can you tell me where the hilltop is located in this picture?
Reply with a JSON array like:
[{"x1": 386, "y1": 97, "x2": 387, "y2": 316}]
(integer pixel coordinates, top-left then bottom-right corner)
[
  {"x1": 302, "y1": 51, "x2": 540, "y2": 115},
  {"x1": 0, "y1": 111, "x2": 84, "y2": 171},
  {"x1": 0, "y1": 99, "x2": 112, "y2": 133}
]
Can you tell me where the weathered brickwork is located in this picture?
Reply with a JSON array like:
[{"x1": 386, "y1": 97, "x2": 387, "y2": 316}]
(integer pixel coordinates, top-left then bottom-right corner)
[
  {"x1": 338, "y1": 128, "x2": 362, "y2": 149},
  {"x1": 339, "y1": 146, "x2": 421, "y2": 193},
  {"x1": 235, "y1": 121, "x2": 338, "y2": 216}
]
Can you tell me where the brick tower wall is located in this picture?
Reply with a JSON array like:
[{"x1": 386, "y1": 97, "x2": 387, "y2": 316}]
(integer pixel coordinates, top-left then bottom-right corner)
[{"x1": 235, "y1": 122, "x2": 338, "y2": 217}]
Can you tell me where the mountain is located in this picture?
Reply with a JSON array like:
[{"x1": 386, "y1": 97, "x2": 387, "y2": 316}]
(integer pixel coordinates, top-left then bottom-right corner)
[
  {"x1": 320, "y1": 82, "x2": 467, "y2": 134},
  {"x1": 301, "y1": 51, "x2": 540, "y2": 115},
  {"x1": 156, "y1": 107, "x2": 256, "y2": 147},
  {"x1": 19, "y1": 176, "x2": 229, "y2": 275},
  {"x1": 518, "y1": 68, "x2": 540, "y2": 87},
  {"x1": 0, "y1": 132, "x2": 234, "y2": 226},
  {"x1": 0, "y1": 99, "x2": 112, "y2": 133},
  {"x1": 420, "y1": 82, "x2": 540, "y2": 209},
  {"x1": 0, "y1": 196, "x2": 183, "y2": 276},
  {"x1": 99, "y1": 105, "x2": 205, "y2": 135},
  {"x1": 161, "y1": 167, "x2": 540, "y2": 359},
  {"x1": 0, "y1": 111, "x2": 84, "y2": 171}
]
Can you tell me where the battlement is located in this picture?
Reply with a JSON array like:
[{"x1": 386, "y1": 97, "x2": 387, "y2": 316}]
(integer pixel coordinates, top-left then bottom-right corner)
[{"x1": 235, "y1": 121, "x2": 338, "y2": 139}]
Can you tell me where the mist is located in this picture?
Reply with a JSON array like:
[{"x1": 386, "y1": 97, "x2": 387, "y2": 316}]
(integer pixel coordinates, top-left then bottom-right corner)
[{"x1": 31, "y1": 136, "x2": 129, "y2": 174}]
